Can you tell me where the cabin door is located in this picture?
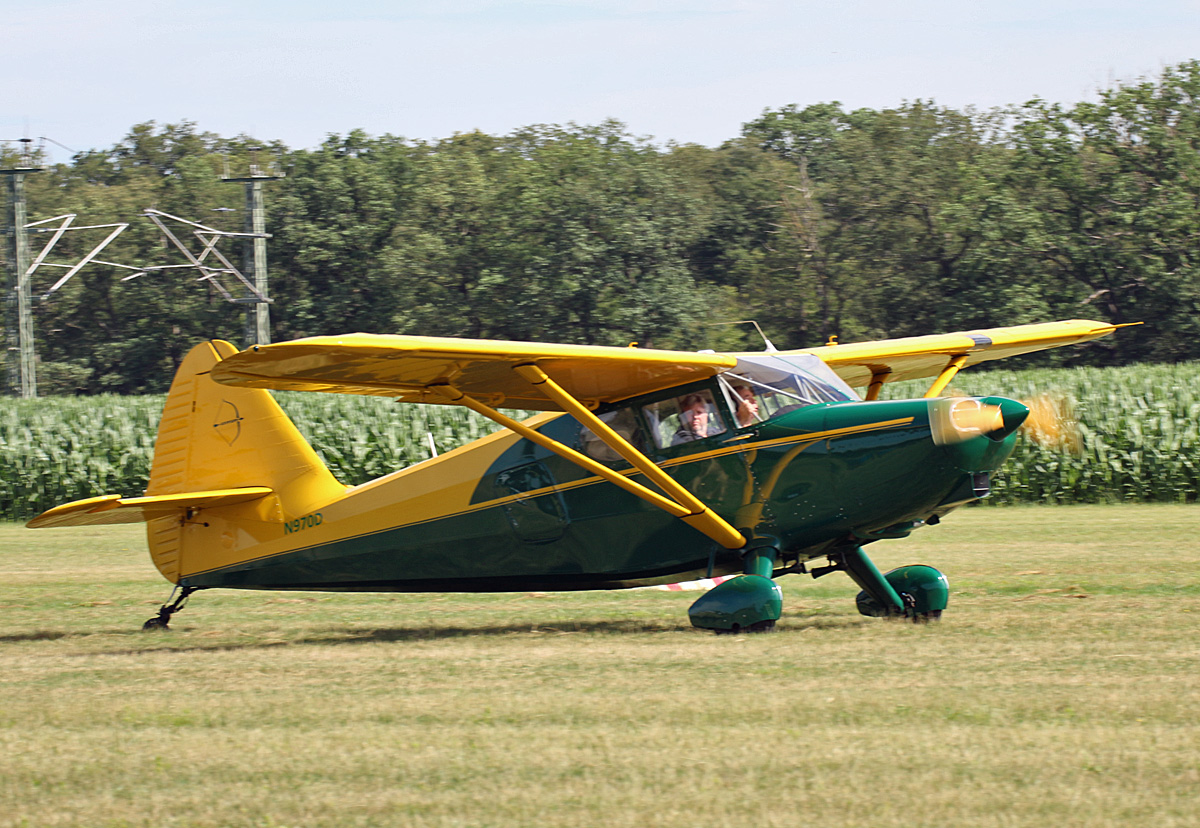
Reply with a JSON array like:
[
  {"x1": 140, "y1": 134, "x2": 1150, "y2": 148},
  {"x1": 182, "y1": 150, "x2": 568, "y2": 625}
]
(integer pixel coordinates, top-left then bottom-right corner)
[{"x1": 494, "y1": 461, "x2": 569, "y2": 544}]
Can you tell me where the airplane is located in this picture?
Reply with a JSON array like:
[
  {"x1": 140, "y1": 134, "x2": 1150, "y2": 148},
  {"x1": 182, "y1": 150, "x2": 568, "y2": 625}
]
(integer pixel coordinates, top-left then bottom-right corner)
[{"x1": 26, "y1": 319, "x2": 1121, "y2": 633}]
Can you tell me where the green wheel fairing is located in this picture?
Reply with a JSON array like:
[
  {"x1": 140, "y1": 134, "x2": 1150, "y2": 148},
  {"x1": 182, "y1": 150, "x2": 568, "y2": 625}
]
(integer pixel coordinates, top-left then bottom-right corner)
[
  {"x1": 885, "y1": 564, "x2": 950, "y2": 613},
  {"x1": 856, "y1": 564, "x2": 949, "y2": 618},
  {"x1": 687, "y1": 575, "x2": 783, "y2": 631}
]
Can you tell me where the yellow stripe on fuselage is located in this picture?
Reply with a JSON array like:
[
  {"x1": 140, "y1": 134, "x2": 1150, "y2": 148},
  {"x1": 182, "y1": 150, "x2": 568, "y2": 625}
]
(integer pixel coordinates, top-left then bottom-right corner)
[{"x1": 659, "y1": 417, "x2": 916, "y2": 467}]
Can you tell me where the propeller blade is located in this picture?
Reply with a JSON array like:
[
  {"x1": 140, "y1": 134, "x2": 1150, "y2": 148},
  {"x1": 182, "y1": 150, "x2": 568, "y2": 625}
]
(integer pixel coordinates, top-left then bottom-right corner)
[
  {"x1": 948, "y1": 402, "x2": 1005, "y2": 434},
  {"x1": 1020, "y1": 392, "x2": 1083, "y2": 455}
]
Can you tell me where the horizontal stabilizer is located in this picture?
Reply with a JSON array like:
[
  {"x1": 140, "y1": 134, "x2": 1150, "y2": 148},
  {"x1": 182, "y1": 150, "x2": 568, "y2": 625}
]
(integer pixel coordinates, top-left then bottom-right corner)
[{"x1": 26, "y1": 487, "x2": 274, "y2": 529}]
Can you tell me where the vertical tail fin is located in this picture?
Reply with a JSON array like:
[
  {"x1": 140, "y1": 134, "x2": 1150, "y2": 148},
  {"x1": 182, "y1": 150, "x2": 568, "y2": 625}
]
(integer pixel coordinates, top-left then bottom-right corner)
[{"x1": 146, "y1": 340, "x2": 345, "y2": 582}]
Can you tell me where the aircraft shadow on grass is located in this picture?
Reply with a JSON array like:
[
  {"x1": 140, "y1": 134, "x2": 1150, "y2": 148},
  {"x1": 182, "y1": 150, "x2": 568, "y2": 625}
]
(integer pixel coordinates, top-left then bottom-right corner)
[{"x1": 0, "y1": 615, "x2": 864, "y2": 653}]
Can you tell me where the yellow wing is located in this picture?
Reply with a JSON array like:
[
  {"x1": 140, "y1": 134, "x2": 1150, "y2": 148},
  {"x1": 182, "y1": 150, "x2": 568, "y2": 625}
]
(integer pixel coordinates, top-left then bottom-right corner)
[
  {"x1": 211, "y1": 334, "x2": 737, "y2": 410},
  {"x1": 788, "y1": 320, "x2": 1122, "y2": 390}
]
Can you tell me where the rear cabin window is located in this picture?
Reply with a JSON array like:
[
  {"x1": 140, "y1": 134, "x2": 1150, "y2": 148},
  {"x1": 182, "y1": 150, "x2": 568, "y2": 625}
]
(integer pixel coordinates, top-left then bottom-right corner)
[{"x1": 579, "y1": 406, "x2": 648, "y2": 463}]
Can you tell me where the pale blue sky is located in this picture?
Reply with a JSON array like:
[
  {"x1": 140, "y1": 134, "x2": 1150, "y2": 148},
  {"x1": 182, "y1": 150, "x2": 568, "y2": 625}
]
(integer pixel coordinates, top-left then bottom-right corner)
[{"x1": 4, "y1": 0, "x2": 1198, "y2": 157}]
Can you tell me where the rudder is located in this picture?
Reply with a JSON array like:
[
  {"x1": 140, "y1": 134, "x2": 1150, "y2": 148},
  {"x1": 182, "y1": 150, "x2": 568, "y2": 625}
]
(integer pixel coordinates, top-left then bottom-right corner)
[{"x1": 145, "y1": 340, "x2": 345, "y2": 582}]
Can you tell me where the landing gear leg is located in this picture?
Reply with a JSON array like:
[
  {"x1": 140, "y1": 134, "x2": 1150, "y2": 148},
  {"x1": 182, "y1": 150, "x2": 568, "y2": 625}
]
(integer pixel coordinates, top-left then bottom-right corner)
[
  {"x1": 840, "y1": 547, "x2": 907, "y2": 617},
  {"x1": 142, "y1": 586, "x2": 197, "y2": 631},
  {"x1": 822, "y1": 546, "x2": 949, "y2": 621}
]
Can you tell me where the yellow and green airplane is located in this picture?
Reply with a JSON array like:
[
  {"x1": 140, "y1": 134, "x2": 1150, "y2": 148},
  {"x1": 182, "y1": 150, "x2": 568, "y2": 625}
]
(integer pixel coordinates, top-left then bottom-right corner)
[{"x1": 27, "y1": 319, "x2": 1119, "y2": 632}]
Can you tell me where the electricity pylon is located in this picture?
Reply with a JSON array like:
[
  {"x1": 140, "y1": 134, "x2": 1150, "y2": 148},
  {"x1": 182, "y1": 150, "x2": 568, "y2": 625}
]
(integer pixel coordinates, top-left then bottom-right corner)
[
  {"x1": 3, "y1": 138, "x2": 132, "y2": 397},
  {"x1": 222, "y1": 148, "x2": 283, "y2": 346},
  {"x1": 2, "y1": 139, "x2": 42, "y2": 397}
]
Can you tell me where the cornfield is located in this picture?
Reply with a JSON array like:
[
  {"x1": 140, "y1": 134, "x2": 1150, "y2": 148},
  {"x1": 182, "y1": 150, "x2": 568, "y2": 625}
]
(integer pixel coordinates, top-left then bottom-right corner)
[
  {"x1": 2, "y1": 363, "x2": 1197, "y2": 521},
  {"x1": 270, "y1": 392, "x2": 508, "y2": 485},
  {"x1": 0, "y1": 395, "x2": 162, "y2": 523}
]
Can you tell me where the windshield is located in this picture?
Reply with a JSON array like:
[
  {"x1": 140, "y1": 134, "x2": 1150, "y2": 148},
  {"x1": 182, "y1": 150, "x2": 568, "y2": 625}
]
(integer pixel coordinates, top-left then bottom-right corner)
[{"x1": 717, "y1": 353, "x2": 858, "y2": 426}]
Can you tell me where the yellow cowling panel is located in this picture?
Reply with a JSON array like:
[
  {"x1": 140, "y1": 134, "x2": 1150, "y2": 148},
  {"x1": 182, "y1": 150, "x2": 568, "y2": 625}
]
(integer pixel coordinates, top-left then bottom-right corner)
[
  {"x1": 786, "y1": 320, "x2": 1120, "y2": 388},
  {"x1": 210, "y1": 334, "x2": 738, "y2": 409}
]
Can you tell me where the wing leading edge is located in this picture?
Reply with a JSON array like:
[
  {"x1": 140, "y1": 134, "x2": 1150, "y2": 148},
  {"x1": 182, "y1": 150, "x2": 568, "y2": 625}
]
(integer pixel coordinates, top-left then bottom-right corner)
[{"x1": 211, "y1": 321, "x2": 1121, "y2": 406}]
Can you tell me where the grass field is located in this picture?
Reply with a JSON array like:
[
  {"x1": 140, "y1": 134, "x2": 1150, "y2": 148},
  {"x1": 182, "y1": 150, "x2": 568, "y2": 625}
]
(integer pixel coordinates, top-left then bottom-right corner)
[{"x1": 2, "y1": 504, "x2": 1198, "y2": 827}]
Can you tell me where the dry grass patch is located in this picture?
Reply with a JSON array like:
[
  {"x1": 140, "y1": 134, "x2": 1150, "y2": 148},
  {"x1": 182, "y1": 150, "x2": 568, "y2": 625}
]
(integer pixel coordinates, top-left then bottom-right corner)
[{"x1": 2, "y1": 504, "x2": 1198, "y2": 827}]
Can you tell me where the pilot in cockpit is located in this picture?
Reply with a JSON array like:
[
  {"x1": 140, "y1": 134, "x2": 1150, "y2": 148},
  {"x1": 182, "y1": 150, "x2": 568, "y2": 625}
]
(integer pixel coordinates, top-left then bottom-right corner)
[{"x1": 672, "y1": 394, "x2": 718, "y2": 444}]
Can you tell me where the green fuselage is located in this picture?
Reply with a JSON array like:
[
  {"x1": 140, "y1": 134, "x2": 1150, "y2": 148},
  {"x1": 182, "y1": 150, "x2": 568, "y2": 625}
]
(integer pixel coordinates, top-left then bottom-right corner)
[{"x1": 182, "y1": 394, "x2": 1018, "y2": 593}]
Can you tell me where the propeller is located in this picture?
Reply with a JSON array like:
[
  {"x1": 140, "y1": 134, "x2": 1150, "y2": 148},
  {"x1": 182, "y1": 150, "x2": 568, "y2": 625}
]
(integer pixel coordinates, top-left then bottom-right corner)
[
  {"x1": 931, "y1": 396, "x2": 1028, "y2": 445},
  {"x1": 1019, "y1": 392, "x2": 1083, "y2": 455},
  {"x1": 932, "y1": 389, "x2": 1082, "y2": 454}
]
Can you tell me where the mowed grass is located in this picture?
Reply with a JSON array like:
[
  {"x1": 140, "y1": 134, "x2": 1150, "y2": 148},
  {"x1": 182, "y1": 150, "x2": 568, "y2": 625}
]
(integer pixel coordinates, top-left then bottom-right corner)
[{"x1": 2, "y1": 504, "x2": 1198, "y2": 828}]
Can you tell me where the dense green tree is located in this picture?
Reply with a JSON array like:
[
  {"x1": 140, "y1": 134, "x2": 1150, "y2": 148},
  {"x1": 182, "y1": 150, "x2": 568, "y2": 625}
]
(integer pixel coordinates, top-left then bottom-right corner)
[
  {"x1": 383, "y1": 122, "x2": 707, "y2": 348},
  {"x1": 269, "y1": 130, "x2": 413, "y2": 339},
  {"x1": 663, "y1": 140, "x2": 785, "y2": 350},
  {"x1": 743, "y1": 101, "x2": 1012, "y2": 348},
  {"x1": 1007, "y1": 61, "x2": 1200, "y2": 362},
  {"x1": 377, "y1": 130, "x2": 508, "y2": 339}
]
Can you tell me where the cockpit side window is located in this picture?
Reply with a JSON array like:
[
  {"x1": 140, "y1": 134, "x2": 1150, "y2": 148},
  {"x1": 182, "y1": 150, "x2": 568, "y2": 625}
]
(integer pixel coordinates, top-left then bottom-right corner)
[
  {"x1": 642, "y1": 389, "x2": 728, "y2": 449},
  {"x1": 718, "y1": 373, "x2": 806, "y2": 421},
  {"x1": 723, "y1": 381, "x2": 764, "y2": 428},
  {"x1": 579, "y1": 406, "x2": 648, "y2": 464}
]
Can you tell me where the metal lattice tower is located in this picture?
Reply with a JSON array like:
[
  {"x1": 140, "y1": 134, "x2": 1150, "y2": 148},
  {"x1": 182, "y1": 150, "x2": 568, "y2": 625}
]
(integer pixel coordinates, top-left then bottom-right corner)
[{"x1": 3, "y1": 138, "x2": 133, "y2": 398}]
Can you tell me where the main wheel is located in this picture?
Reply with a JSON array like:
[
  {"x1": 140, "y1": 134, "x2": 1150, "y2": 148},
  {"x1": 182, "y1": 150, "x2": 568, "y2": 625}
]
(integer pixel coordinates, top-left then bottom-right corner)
[
  {"x1": 856, "y1": 565, "x2": 949, "y2": 620},
  {"x1": 713, "y1": 618, "x2": 776, "y2": 635}
]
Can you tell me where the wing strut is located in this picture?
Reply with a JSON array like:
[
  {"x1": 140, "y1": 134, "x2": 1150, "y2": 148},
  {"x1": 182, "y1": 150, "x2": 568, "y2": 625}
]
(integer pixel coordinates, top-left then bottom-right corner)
[
  {"x1": 923, "y1": 355, "x2": 968, "y2": 398},
  {"x1": 430, "y1": 368, "x2": 747, "y2": 551},
  {"x1": 866, "y1": 368, "x2": 891, "y2": 401}
]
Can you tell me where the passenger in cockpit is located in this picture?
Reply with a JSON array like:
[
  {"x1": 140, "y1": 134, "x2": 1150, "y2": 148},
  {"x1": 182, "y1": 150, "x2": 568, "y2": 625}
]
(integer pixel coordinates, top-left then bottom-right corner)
[{"x1": 732, "y1": 384, "x2": 761, "y2": 427}]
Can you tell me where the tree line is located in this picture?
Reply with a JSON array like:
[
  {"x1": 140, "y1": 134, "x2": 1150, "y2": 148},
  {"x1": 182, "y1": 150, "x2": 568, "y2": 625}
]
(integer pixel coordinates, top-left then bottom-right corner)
[{"x1": 5, "y1": 61, "x2": 1200, "y2": 394}]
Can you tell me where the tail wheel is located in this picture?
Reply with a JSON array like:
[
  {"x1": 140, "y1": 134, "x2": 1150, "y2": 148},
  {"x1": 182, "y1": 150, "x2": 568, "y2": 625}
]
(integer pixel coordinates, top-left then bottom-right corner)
[{"x1": 896, "y1": 607, "x2": 942, "y2": 623}]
